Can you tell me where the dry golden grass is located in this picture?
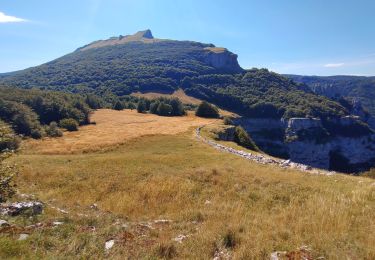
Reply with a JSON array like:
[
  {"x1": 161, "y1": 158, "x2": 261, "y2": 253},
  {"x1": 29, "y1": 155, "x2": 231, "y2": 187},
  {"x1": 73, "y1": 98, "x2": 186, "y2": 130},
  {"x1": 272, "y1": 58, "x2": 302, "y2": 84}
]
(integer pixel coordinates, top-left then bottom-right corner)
[
  {"x1": 2, "y1": 112, "x2": 375, "y2": 259},
  {"x1": 131, "y1": 89, "x2": 202, "y2": 105},
  {"x1": 22, "y1": 109, "x2": 217, "y2": 154}
]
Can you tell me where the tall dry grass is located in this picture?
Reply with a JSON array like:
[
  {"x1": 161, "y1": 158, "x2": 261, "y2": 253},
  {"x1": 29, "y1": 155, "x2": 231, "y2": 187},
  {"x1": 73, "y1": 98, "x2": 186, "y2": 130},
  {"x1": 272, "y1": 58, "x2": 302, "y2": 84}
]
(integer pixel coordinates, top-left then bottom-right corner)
[{"x1": 3, "y1": 124, "x2": 375, "y2": 259}]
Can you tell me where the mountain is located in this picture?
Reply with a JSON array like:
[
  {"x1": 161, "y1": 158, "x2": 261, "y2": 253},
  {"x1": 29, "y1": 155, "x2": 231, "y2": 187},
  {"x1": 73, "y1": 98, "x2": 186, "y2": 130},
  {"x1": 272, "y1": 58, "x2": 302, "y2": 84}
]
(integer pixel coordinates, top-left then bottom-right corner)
[
  {"x1": 0, "y1": 30, "x2": 243, "y2": 94},
  {"x1": 1, "y1": 30, "x2": 375, "y2": 172},
  {"x1": 0, "y1": 30, "x2": 347, "y2": 120},
  {"x1": 285, "y1": 75, "x2": 375, "y2": 118}
]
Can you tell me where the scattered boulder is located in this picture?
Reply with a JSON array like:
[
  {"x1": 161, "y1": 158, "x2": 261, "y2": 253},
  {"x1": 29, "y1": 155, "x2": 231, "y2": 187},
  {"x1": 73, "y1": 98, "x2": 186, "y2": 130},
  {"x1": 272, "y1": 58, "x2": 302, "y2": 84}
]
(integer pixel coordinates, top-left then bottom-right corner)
[
  {"x1": 154, "y1": 219, "x2": 172, "y2": 224},
  {"x1": 0, "y1": 201, "x2": 43, "y2": 216},
  {"x1": 53, "y1": 221, "x2": 64, "y2": 226},
  {"x1": 173, "y1": 234, "x2": 188, "y2": 243},
  {"x1": 105, "y1": 239, "x2": 115, "y2": 250},
  {"x1": 90, "y1": 203, "x2": 98, "y2": 210},
  {"x1": 18, "y1": 233, "x2": 29, "y2": 241},
  {"x1": 0, "y1": 219, "x2": 9, "y2": 227}
]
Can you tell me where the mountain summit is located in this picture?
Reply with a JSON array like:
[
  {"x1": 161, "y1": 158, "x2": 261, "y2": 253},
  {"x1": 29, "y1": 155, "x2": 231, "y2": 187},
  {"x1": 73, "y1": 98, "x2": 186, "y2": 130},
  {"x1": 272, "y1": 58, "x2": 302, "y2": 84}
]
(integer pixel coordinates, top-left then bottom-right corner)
[{"x1": 78, "y1": 29, "x2": 158, "y2": 51}]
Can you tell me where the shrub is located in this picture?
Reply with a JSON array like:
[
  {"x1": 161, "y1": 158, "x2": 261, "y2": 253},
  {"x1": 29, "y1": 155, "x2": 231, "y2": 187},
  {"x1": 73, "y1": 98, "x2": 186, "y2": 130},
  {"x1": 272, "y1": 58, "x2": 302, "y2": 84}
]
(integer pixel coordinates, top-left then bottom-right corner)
[
  {"x1": 0, "y1": 121, "x2": 20, "y2": 152},
  {"x1": 59, "y1": 118, "x2": 79, "y2": 131},
  {"x1": 127, "y1": 102, "x2": 136, "y2": 110},
  {"x1": 234, "y1": 126, "x2": 259, "y2": 151},
  {"x1": 0, "y1": 152, "x2": 17, "y2": 202},
  {"x1": 157, "y1": 102, "x2": 173, "y2": 116},
  {"x1": 223, "y1": 116, "x2": 233, "y2": 125},
  {"x1": 137, "y1": 100, "x2": 147, "y2": 113},
  {"x1": 113, "y1": 101, "x2": 125, "y2": 111},
  {"x1": 222, "y1": 230, "x2": 238, "y2": 249},
  {"x1": 169, "y1": 98, "x2": 186, "y2": 116},
  {"x1": 45, "y1": 122, "x2": 63, "y2": 137},
  {"x1": 149, "y1": 101, "x2": 160, "y2": 114},
  {"x1": 196, "y1": 101, "x2": 219, "y2": 118}
]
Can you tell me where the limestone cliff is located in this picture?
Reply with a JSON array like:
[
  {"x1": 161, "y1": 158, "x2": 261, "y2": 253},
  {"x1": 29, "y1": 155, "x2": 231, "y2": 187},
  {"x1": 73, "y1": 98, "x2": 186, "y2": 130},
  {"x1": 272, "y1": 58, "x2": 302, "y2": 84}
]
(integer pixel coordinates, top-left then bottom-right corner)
[
  {"x1": 203, "y1": 47, "x2": 242, "y2": 72},
  {"x1": 234, "y1": 116, "x2": 375, "y2": 173}
]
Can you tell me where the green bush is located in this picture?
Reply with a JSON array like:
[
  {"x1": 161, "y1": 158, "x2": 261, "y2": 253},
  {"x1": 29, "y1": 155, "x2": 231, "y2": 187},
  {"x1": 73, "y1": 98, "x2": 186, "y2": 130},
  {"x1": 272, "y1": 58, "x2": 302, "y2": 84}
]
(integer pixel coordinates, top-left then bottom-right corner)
[
  {"x1": 223, "y1": 116, "x2": 233, "y2": 125},
  {"x1": 45, "y1": 122, "x2": 63, "y2": 137},
  {"x1": 127, "y1": 102, "x2": 136, "y2": 110},
  {"x1": 137, "y1": 100, "x2": 147, "y2": 113},
  {"x1": 157, "y1": 102, "x2": 173, "y2": 116},
  {"x1": 113, "y1": 101, "x2": 125, "y2": 111},
  {"x1": 234, "y1": 126, "x2": 259, "y2": 151},
  {"x1": 0, "y1": 152, "x2": 17, "y2": 202},
  {"x1": 195, "y1": 101, "x2": 219, "y2": 118},
  {"x1": 59, "y1": 118, "x2": 79, "y2": 131},
  {"x1": 149, "y1": 101, "x2": 160, "y2": 114},
  {"x1": 0, "y1": 120, "x2": 20, "y2": 152}
]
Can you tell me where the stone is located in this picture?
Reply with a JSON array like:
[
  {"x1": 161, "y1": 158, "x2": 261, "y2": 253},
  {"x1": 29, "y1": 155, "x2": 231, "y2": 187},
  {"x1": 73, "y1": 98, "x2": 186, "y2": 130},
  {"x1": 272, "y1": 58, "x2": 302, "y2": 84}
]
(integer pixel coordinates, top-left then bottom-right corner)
[
  {"x1": 0, "y1": 219, "x2": 9, "y2": 227},
  {"x1": 0, "y1": 201, "x2": 43, "y2": 216},
  {"x1": 173, "y1": 234, "x2": 188, "y2": 243},
  {"x1": 90, "y1": 204, "x2": 98, "y2": 210},
  {"x1": 18, "y1": 234, "x2": 29, "y2": 241},
  {"x1": 53, "y1": 221, "x2": 64, "y2": 226},
  {"x1": 105, "y1": 239, "x2": 115, "y2": 250},
  {"x1": 154, "y1": 219, "x2": 172, "y2": 224}
]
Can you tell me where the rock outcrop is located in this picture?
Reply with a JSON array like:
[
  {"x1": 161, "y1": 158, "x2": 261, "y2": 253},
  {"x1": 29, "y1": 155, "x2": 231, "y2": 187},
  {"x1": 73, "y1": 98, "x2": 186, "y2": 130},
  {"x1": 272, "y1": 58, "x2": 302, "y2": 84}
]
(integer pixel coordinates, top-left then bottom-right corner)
[
  {"x1": 235, "y1": 116, "x2": 375, "y2": 172},
  {"x1": 203, "y1": 47, "x2": 242, "y2": 72}
]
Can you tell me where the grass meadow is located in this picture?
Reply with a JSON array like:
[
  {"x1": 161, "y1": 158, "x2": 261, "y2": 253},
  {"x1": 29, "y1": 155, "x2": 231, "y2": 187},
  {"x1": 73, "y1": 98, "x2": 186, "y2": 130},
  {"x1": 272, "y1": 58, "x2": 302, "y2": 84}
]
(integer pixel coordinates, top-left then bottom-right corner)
[{"x1": 1, "y1": 110, "x2": 375, "y2": 259}]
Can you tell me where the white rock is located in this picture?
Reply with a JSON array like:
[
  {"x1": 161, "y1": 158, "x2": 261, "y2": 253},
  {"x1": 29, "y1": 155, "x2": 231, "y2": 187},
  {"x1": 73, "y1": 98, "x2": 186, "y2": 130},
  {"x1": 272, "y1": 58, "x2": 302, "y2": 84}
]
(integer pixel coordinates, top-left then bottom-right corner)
[
  {"x1": 173, "y1": 234, "x2": 188, "y2": 243},
  {"x1": 18, "y1": 234, "x2": 29, "y2": 241},
  {"x1": 0, "y1": 219, "x2": 9, "y2": 227},
  {"x1": 270, "y1": 251, "x2": 287, "y2": 260},
  {"x1": 53, "y1": 221, "x2": 64, "y2": 226},
  {"x1": 105, "y1": 239, "x2": 115, "y2": 250},
  {"x1": 154, "y1": 219, "x2": 172, "y2": 224}
]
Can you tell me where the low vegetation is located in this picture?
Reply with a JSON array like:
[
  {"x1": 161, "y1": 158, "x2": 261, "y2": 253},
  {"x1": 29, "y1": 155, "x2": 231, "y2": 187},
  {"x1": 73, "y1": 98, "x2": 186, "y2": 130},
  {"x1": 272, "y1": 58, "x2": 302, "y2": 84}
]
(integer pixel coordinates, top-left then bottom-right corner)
[
  {"x1": 195, "y1": 101, "x2": 220, "y2": 118},
  {"x1": 0, "y1": 87, "x2": 93, "y2": 138},
  {"x1": 137, "y1": 97, "x2": 186, "y2": 116},
  {"x1": 233, "y1": 126, "x2": 259, "y2": 151},
  {"x1": 1, "y1": 109, "x2": 374, "y2": 259}
]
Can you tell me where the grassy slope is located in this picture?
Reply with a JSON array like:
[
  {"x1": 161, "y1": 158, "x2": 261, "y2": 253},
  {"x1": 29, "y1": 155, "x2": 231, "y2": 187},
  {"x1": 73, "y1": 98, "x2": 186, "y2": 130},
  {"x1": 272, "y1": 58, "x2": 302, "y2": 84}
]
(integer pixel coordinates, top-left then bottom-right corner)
[{"x1": 1, "y1": 110, "x2": 375, "y2": 259}]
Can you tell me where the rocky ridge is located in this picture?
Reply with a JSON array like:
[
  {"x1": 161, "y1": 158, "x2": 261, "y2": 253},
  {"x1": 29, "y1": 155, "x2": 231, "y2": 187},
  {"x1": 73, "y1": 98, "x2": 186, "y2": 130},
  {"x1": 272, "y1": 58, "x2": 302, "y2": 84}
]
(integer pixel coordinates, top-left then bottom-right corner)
[{"x1": 195, "y1": 126, "x2": 335, "y2": 176}]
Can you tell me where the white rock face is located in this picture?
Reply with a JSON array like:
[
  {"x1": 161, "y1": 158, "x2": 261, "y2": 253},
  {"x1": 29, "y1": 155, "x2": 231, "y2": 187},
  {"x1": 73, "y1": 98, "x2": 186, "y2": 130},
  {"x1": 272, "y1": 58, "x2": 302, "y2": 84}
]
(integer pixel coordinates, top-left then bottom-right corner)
[
  {"x1": 233, "y1": 116, "x2": 375, "y2": 171},
  {"x1": 287, "y1": 117, "x2": 322, "y2": 132},
  {"x1": 203, "y1": 47, "x2": 242, "y2": 72}
]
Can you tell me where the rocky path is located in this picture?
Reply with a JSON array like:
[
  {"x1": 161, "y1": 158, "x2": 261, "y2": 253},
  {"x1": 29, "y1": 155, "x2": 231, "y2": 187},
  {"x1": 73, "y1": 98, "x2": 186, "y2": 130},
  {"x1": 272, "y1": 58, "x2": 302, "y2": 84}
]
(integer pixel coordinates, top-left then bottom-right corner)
[{"x1": 195, "y1": 126, "x2": 335, "y2": 176}]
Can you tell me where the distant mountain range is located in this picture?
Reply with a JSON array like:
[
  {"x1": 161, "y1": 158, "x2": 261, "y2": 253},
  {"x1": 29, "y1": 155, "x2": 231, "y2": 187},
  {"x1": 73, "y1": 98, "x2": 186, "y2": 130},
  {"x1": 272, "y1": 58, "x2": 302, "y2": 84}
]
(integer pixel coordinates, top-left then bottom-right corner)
[{"x1": 285, "y1": 75, "x2": 375, "y2": 118}]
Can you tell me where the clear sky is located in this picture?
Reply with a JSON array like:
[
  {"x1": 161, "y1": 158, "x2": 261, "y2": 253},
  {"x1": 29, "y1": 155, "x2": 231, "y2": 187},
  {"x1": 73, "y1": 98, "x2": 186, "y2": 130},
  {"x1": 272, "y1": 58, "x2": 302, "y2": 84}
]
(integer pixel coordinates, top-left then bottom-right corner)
[{"x1": 1, "y1": 0, "x2": 374, "y2": 75}]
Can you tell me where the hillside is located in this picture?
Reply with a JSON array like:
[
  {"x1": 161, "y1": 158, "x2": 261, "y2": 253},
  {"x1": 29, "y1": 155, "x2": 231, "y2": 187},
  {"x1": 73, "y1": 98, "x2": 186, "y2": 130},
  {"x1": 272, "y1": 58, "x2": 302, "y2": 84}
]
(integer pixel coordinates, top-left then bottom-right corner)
[
  {"x1": 1, "y1": 31, "x2": 375, "y2": 172},
  {"x1": 0, "y1": 30, "x2": 347, "y2": 120},
  {"x1": 286, "y1": 75, "x2": 375, "y2": 118},
  {"x1": 1, "y1": 109, "x2": 375, "y2": 259}
]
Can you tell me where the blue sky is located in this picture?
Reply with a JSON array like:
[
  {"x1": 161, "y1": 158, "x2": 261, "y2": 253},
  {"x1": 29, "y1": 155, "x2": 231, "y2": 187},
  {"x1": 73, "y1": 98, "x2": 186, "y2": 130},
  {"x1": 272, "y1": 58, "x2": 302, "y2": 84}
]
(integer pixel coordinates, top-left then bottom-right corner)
[{"x1": 1, "y1": 0, "x2": 374, "y2": 75}]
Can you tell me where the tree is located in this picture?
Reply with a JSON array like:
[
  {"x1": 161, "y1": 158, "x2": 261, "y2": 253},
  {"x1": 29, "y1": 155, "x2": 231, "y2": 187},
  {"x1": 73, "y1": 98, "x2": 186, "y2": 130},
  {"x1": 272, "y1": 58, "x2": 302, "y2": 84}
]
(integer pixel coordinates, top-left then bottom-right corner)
[
  {"x1": 157, "y1": 102, "x2": 173, "y2": 116},
  {"x1": 234, "y1": 126, "x2": 259, "y2": 151},
  {"x1": 195, "y1": 101, "x2": 219, "y2": 118},
  {"x1": 137, "y1": 100, "x2": 147, "y2": 113},
  {"x1": 0, "y1": 152, "x2": 17, "y2": 202},
  {"x1": 127, "y1": 102, "x2": 136, "y2": 110},
  {"x1": 0, "y1": 120, "x2": 20, "y2": 152},
  {"x1": 45, "y1": 122, "x2": 63, "y2": 137},
  {"x1": 59, "y1": 118, "x2": 79, "y2": 131},
  {"x1": 170, "y1": 98, "x2": 185, "y2": 116},
  {"x1": 150, "y1": 101, "x2": 160, "y2": 114},
  {"x1": 113, "y1": 101, "x2": 125, "y2": 110}
]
